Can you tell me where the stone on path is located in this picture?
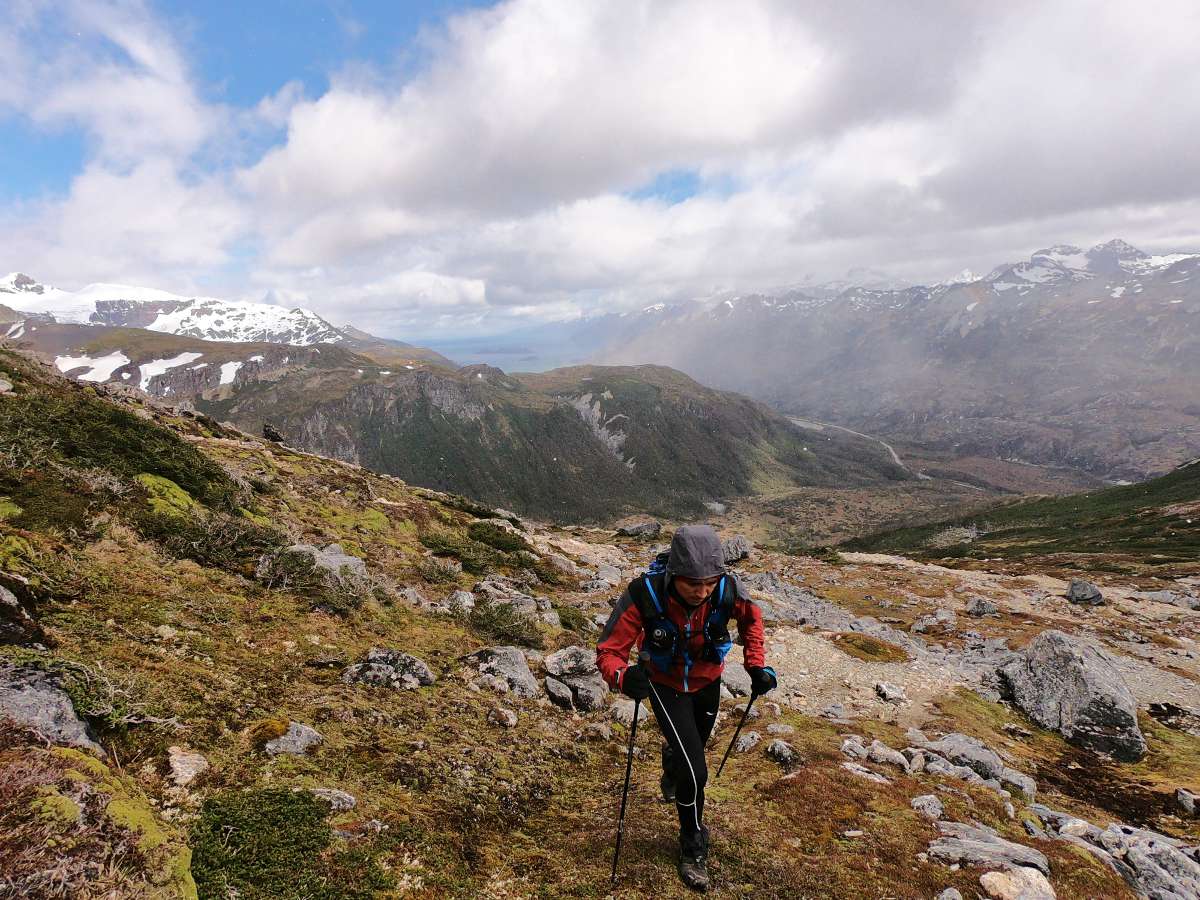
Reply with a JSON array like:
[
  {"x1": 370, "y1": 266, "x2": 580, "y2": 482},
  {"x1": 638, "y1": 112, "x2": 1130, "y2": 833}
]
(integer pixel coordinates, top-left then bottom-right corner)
[
  {"x1": 875, "y1": 681, "x2": 908, "y2": 703},
  {"x1": 997, "y1": 629, "x2": 1146, "y2": 761},
  {"x1": 980, "y1": 867, "x2": 1057, "y2": 900}
]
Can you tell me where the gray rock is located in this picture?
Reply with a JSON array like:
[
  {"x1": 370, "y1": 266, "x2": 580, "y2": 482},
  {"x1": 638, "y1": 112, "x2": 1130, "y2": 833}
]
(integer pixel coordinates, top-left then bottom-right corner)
[
  {"x1": 616, "y1": 522, "x2": 661, "y2": 538},
  {"x1": 1097, "y1": 823, "x2": 1200, "y2": 899},
  {"x1": 979, "y1": 867, "x2": 1056, "y2": 900},
  {"x1": 722, "y1": 535, "x2": 753, "y2": 565},
  {"x1": 1000, "y1": 768, "x2": 1038, "y2": 799},
  {"x1": 1176, "y1": 788, "x2": 1196, "y2": 817},
  {"x1": 467, "y1": 646, "x2": 541, "y2": 699},
  {"x1": 289, "y1": 543, "x2": 368, "y2": 581},
  {"x1": 1066, "y1": 579, "x2": 1104, "y2": 606},
  {"x1": 868, "y1": 740, "x2": 911, "y2": 771},
  {"x1": 611, "y1": 699, "x2": 648, "y2": 726},
  {"x1": 0, "y1": 664, "x2": 104, "y2": 755},
  {"x1": 997, "y1": 630, "x2": 1146, "y2": 760},
  {"x1": 723, "y1": 665, "x2": 753, "y2": 697},
  {"x1": 0, "y1": 378, "x2": 12, "y2": 394},
  {"x1": 820, "y1": 702, "x2": 848, "y2": 719},
  {"x1": 594, "y1": 564, "x2": 623, "y2": 585},
  {"x1": 736, "y1": 731, "x2": 762, "y2": 753},
  {"x1": 936, "y1": 890, "x2": 963, "y2": 900},
  {"x1": 545, "y1": 676, "x2": 574, "y2": 709},
  {"x1": 488, "y1": 707, "x2": 518, "y2": 728},
  {"x1": 342, "y1": 649, "x2": 436, "y2": 690},
  {"x1": 912, "y1": 608, "x2": 957, "y2": 634},
  {"x1": 912, "y1": 794, "x2": 945, "y2": 820},
  {"x1": 923, "y1": 732, "x2": 1005, "y2": 780},
  {"x1": 928, "y1": 821, "x2": 1050, "y2": 874},
  {"x1": 875, "y1": 681, "x2": 908, "y2": 703},
  {"x1": 310, "y1": 787, "x2": 357, "y2": 812},
  {"x1": 265, "y1": 722, "x2": 323, "y2": 756},
  {"x1": 967, "y1": 597, "x2": 1000, "y2": 617},
  {"x1": 167, "y1": 746, "x2": 209, "y2": 787},
  {"x1": 544, "y1": 645, "x2": 597, "y2": 679},
  {"x1": 841, "y1": 735, "x2": 868, "y2": 759},
  {"x1": 582, "y1": 722, "x2": 613, "y2": 741},
  {"x1": 841, "y1": 762, "x2": 891, "y2": 784},
  {"x1": 365, "y1": 648, "x2": 436, "y2": 684},
  {"x1": 766, "y1": 739, "x2": 799, "y2": 766},
  {"x1": 767, "y1": 723, "x2": 795, "y2": 736},
  {"x1": 1, "y1": 584, "x2": 44, "y2": 645},
  {"x1": 544, "y1": 553, "x2": 581, "y2": 575},
  {"x1": 563, "y1": 672, "x2": 608, "y2": 712},
  {"x1": 446, "y1": 590, "x2": 476, "y2": 613}
]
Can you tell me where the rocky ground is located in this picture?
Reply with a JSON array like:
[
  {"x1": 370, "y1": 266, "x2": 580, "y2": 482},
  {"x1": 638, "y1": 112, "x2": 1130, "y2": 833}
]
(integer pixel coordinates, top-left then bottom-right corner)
[{"x1": 1, "y1": 349, "x2": 1199, "y2": 898}]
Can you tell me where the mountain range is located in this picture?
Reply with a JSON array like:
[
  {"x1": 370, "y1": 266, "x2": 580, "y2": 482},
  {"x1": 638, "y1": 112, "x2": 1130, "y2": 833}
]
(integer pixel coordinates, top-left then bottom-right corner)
[{"x1": 588, "y1": 239, "x2": 1200, "y2": 482}]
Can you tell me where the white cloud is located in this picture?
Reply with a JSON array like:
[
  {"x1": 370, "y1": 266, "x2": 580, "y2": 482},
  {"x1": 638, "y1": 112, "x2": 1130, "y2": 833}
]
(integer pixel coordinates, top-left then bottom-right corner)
[{"x1": 3, "y1": 0, "x2": 1200, "y2": 339}]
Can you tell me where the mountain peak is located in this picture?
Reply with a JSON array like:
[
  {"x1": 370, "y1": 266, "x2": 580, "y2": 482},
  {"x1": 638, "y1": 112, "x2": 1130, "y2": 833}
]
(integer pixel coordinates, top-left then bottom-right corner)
[
  {"x1": 1088, "y1": 238, "x2": 1146, "y2": 259},
  {"x1": 0, "y1": 272, "x2": 50, "y2": 295}
]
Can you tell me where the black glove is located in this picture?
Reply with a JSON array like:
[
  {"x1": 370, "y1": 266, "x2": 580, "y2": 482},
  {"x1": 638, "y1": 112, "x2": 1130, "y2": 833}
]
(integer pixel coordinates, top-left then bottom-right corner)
[
  {"x1": 748, "y1": 666, "x2": 777, "y2": 697},
  {"x1": 620, "y1": 664, "x2": 651, "y2": 700}
]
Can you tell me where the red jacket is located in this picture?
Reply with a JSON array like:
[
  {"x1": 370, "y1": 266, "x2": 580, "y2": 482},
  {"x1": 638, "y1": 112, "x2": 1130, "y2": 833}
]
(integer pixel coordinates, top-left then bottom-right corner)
[{"x1": 596, "y1": 574, "x2": 766, "y2": 693}]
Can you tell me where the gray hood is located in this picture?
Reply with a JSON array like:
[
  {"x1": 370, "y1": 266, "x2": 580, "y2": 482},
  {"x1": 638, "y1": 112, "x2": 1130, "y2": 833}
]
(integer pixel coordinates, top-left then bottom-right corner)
[{"x1": 667, "y1": 524, "x2": 726, "y2": 579}]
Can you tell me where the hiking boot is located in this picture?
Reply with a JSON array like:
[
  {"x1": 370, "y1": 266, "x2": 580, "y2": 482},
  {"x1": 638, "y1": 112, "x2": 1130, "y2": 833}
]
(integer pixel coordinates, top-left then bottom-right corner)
[
  {"x1": 660, "y1": 744, "x2": 677, "y2": 803},
  {"x1": 678, "y1": 827, "x2": 710, "y2": 892}
]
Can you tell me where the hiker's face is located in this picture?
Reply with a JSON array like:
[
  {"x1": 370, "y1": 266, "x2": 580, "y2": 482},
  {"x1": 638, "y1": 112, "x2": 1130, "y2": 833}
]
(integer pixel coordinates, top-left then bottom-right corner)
[{"x1": 674, "y1": 575, "x2": 720, "y2": 606}]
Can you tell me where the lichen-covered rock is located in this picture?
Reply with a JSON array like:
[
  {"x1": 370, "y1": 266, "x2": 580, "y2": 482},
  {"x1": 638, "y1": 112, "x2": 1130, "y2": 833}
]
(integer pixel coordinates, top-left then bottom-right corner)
[
  {"x1": 167, "y1": 746, "x2": 209, "y2": 787},
  {"x1": 928, "y1": 821, "x2": 1050, "y2": 874},
  {"x1": 264, "y1": 722, "x2": 323, "y2": 756},
  {"x1": 912, "y1": 794, "x2": 944, "y2": 820},
  {"x1": 997, "y1": 630, "x2": 1146, "y2": 760},
  {"x1": 544, "y1": 645, "x2": 597, "y2": 679},
  {"x1": 766, "y1": 739, "x2": 799, "y2": 766},
  {"x1": 736, "y1": 730, "x2": 761, "y2": 753},
  {"x1": 564, "y1": 672, "x2": 608, "y2": 712},
  {"x1": 342, "y1": 648, "x2": 436, "y2": 690},
  {"x1": 875, "y1": 681, "x2": 908, "y2": 703},
  {"x1": 966, "y1": 597, "x2": 999, "y2": 617},
  {"x1": 912, "y1": 608, "x2": 957, "y2": 634},
  {"x1": 722, "y1": 535, "x2": 753, "y2": 564},
  {"x1": 446, "y1": 589, "x2": 476, "y2": 613},
  {"x1": 309, "y1": 787, "x2": 357, "y2": 812},
  {"x1": 468, "y1": 646, "x2": 541, "y2": 699},
  {"x1": 0, "y1": 663, "x2": 104, "y2": 755}
]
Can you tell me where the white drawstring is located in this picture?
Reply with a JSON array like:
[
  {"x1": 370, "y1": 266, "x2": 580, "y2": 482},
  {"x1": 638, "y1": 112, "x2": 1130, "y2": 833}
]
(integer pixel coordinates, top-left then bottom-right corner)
[{"x1": 648, "y1": 681, "x2": 702, "y2": 832}]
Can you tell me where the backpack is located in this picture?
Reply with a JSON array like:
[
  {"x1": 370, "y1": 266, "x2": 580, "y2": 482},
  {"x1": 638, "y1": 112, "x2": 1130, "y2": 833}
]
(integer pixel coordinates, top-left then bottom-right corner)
[{"x1": 628, "y1": 551, "x2": 735, "y2": 680}]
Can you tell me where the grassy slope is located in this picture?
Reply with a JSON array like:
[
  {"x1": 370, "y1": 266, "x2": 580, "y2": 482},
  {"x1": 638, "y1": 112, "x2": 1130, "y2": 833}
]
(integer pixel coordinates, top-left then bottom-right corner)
[
  {"x1": 0, "y1": 349, "x2": 1148, "y2": 898},
  {"x1": 847, "y1": 459, "x2": 1200, "y2": 571}
]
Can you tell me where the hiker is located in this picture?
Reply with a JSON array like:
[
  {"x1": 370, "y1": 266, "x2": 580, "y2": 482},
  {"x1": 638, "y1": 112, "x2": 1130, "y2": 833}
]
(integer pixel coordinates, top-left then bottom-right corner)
[{"x1": 596, "y1": 524, "x2": 776, "y2": 892}]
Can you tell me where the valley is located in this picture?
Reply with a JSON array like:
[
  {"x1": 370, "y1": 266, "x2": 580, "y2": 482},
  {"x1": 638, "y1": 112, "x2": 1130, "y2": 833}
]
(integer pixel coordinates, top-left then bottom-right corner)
[{"x1": 0, "y1": 348, "x2": 1197, "y2": 898}]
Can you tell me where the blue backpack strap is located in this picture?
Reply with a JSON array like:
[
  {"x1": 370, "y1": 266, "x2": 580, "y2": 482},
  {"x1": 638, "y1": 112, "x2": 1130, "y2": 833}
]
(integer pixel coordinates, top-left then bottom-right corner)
[{"x1": 642, "y1": 576, "x2": 665, "y2": 615}]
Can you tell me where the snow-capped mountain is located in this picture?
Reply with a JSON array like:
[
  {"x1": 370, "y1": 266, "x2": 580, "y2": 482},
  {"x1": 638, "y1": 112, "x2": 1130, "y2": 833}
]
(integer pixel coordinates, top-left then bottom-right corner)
[{"x1": 0, "y1": 273, "x2": 344, "y2": 345}]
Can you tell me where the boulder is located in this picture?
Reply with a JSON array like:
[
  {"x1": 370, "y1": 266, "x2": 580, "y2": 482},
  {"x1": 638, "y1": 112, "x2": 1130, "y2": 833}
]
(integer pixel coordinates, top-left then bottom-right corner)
[
  {"x1": 1177, "y1": 788, "x2": 1197, "y2": 817},
  {"x1": 736, "y1": 731, "x2": 762, "y2": 753},
  {"x1": 912, "y1": 608, "x2": 958, "y2": 634},
  {"x1": 928, "y1": 821, "x2": 1050, "y2": 875},
  {"x1": 616, "y1": 522, "x2": 661, "y2": 538},
  {"x1": 875, "y1": 681, "x2": 908, "y2": 703},
  {"x1": 936, "y1": 891, "x2": 964, "y2": 900},
  {"x1": 289, "y1": 543, "x2": 368, "y2": 582},
  {"x1": 722, "y1": 535, "x2": 753, "y2": 565},
  {"x1": 912, "y1": 794, "x2": 944, "y2": 820},
  {"x1": 867, "y1": 739, "x2": 910, "y2": 771},
  {"x1": 611, "y1": 699, "x2": 647, "y2": 726},
  {"x1": 342, "y1": 649, "x2": 436, "y2": 690},
  {"x1": 488, "y1": 707, "x2": 518, "y2": 728},
  {"x1": 1065, "y1": 579, "x2": 1104, "y2": 606},
  {"x1": 997, "y1": 630, "x2": 1146, "y2": 760},
  {"x1": 545, "y1": 676, "x2": 574, "y2": 709},
  {"x1": 446, "y1": 590, "x2": 476, "y2": 613},
  {"x1": 722, "y1": 665, "x2": 753, "y2": 697},
  {"x1": 543, "y1": 646, "x2": 607, "y2": 710},
  {"x1": 544, "y1": 645, "x2": 596, "y2": 679},
  {"x1": 767, "y1": 723, "x2": 795, "y2": 736},
  {"x1": 766, "y1": 739, "x2": 799, "y2": 766},
  {"x1": 310, "y1": 788, "x2": 357, "y2": 812},
  {"x1": 923, "y1": 733, "x2": 1005, "y2": 780},
  {"x1": 841, "y1": 762, "x2": 891, "y2": 784},
  {"x1": 979, "y1": 867, "x2": 1056, "y2": 900},
  {"x1": 563, "y1": 672, "x2": 608, "y2": 712},
  {"x1": 265, "y1": 722, "x2": 323, "y2": 756},
  {"x1": 967, "y1": 597, "x2": 1000, "y2": 617},
  {"x1": 467, "y1": 646, "x2": 541, "y2": 699},
  {"x1": 0, "y1": 664, "x2": 104, "y2": 755}
]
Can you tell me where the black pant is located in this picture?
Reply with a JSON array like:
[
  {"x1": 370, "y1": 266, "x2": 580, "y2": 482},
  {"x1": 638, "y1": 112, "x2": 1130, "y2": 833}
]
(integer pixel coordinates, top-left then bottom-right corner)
[{"x1": 648, "y1": 678, "x2": 721, "y2": 838}]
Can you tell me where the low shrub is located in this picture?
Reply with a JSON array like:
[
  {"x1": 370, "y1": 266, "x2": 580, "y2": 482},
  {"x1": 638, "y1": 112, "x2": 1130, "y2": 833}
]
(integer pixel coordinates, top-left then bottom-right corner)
[
  {"x1": 135, "y1": 509, "x2": 287, "y2": 576},
  {"x1": 467, "y1": 521, "x2": 532, "y2": 553},
  {"x1": 466, "y1": 601, "x2": 545, "y2": 649},
  {"x1": 830, "y1": 632, "x2": 909, "y2": 663},
  {"x1": 554, "y1": 602, "x2": 589, "y2": 633}
]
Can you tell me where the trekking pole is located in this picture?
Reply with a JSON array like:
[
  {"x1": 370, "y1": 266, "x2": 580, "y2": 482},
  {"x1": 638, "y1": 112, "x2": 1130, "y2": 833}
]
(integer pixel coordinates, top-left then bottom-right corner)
[
  {"x1": 715, "y1": 690, "x2": 759, "y2": 779},
  {"x1": 611, "y1": 654, "x2": 648, "y2": 889}
]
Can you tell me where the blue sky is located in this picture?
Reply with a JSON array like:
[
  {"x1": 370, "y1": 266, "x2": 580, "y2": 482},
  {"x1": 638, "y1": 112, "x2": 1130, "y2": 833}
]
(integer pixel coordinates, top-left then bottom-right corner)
[{"x1": 2, "y1": 1, "x2": 1198, "y2": 340}]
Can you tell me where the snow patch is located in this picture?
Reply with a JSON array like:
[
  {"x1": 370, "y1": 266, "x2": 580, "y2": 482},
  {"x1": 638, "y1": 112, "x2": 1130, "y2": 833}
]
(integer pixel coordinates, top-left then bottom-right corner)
[
  {"x1": 137, "y1": 351, "x2": 204, "y2": 391},
  {"x1": 54, "y1": 351, "x2": 130, "y2": 382},
  {"x1": 219, "y1": 361, "x2": 243, "y2": 385}
]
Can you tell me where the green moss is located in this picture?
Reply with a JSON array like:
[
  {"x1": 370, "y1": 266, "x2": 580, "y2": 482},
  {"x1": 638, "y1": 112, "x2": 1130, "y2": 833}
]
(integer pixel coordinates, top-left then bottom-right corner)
[
  {"x1": 30, "y1": 787, "x2": 81, "y2": 825},
  {"x1": 190, "y1": 788, "x2": 392, "y2": 900},
  {"x1": 135, "y1": 473, "x2": 197, "y2": 517},
  {"x1": 105, "y1": 796, "x2": 168, "y2": 851},
  {"x1": 0, "y1": 498, "x2": 22, "y2": 520}
]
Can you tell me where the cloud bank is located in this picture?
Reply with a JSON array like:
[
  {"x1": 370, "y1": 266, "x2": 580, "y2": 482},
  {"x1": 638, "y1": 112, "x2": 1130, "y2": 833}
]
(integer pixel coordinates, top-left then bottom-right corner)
[{"x1": 3, "y1": 0, "x2": 1200, "y2": 337}]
